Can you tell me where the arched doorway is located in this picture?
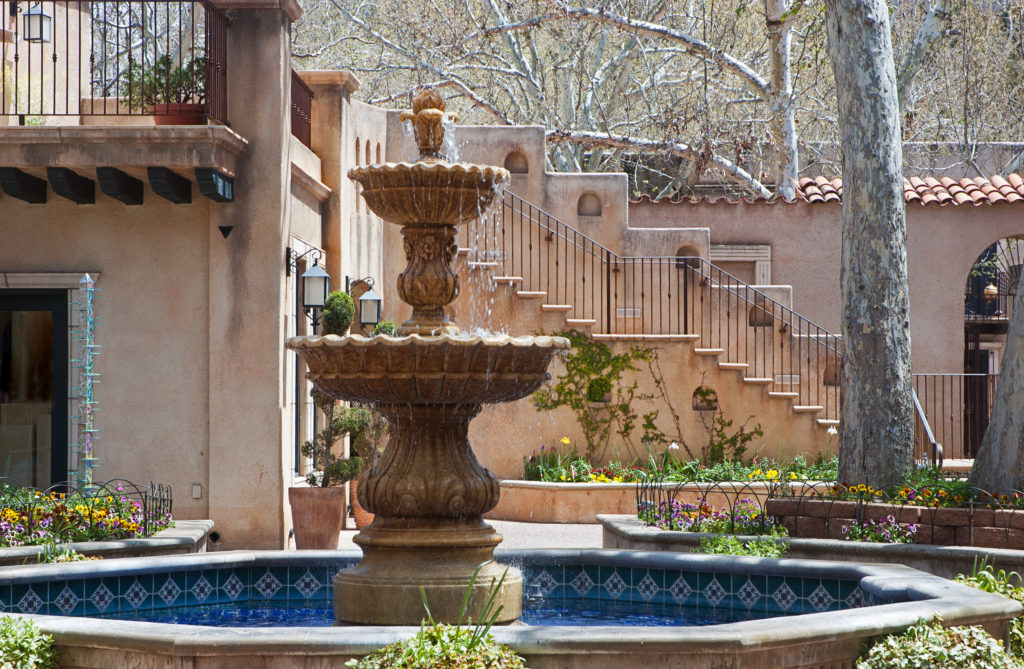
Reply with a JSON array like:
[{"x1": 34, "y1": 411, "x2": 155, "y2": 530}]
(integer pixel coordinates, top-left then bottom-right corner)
[{"x1": 962, "y1": 237, "x2": 1024, "y2": 456}]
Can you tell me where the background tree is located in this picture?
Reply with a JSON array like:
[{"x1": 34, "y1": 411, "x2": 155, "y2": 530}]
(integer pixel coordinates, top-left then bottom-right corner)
[
  {"x1": 293, "y1": 0, "x2": 1024, "y2": 197},
  {"x1": 826, "y1": 0, "x2": 914, "y2": 487}
]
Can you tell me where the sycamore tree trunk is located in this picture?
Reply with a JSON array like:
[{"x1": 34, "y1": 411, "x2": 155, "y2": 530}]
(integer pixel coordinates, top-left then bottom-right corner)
[
  {"x1": 826, "y1": 0, "x2": 915, "y2": 488},
  {"x1": 969, "y1": 271, "x2": 1024, "y2": 492}
]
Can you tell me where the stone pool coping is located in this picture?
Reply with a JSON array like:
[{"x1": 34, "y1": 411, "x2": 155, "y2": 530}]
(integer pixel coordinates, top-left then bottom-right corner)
[
  {"x1": 0, "y1": 520, "x2": 213, "y2": 567},
  {"x1": 599, "y1": 514, "x2": 1024, "y2": 580},
  {"x1": 4, "y1": 548, "x2": 1020, "y2": 669}
]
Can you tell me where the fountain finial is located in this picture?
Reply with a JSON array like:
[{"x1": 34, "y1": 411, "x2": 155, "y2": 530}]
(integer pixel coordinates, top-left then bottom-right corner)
[{"x1": 400, "y1": 88, "x2": 459, "y2": 162}]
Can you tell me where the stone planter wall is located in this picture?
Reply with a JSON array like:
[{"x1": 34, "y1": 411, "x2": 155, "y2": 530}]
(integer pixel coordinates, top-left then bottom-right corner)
[
  {"x1": 487, "y1": 480, "x2": 778, "y2": 523},
  {"x1": 0, "y1": 519, "x2": 213, "y2": 567},
  {"x1": 598, "y1": 514, "x2": 1024, "y2": 580},
  {"x1": 766, "y1": 498, "x2": 1024, "y2": 550}
]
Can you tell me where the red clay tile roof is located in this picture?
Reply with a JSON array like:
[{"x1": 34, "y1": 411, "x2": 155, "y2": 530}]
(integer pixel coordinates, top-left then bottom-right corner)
[{"x1": 797, "y1": 174, "x2": 1024, "y2": 206}]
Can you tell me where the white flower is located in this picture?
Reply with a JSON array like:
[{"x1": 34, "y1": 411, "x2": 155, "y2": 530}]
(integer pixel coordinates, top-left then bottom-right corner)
[
  {"x1": 827, "y1": 426, "x2": 838, "y2": 436},
  {"x1": 669, "y1": 442, "x2": 679, "y2": 450}
]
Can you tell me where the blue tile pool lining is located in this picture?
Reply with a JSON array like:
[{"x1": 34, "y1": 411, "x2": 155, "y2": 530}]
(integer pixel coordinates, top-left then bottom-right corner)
[{"x1": 0, "y1": 552, "x2": 879, "y2": 621}]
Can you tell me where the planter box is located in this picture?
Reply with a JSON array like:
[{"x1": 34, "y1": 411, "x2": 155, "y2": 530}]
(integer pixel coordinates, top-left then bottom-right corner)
[
  {"x1": 0, "y1": 519, "x2": 212, "y2": 567},
  {"x1": 487, "y1": 480, "x2": 779, "y2": 524},
  {"x1": 766, "y1": 497, "x2": 1024, "y2": 550},
  {"x1": 598, "y1": 514, "x2": 1024, "y2": 581}
]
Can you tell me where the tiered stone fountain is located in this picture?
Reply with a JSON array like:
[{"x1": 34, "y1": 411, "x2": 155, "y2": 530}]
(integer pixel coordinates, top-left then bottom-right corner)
[{"x1": 287, "y1": 90, "x2": 568, "y2": 625}]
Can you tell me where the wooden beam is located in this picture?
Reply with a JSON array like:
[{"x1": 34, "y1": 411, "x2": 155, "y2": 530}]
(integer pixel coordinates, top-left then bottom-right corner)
[
  {"x1": 47, "y1": 168, "x2": 95, "y2": 204},
  {"x1": 195, "y1": 167, "x2": 234, "y2": 202},
  {"x1": 96, "y1": 167, "x2": 143, "y2": 206},
  {"x1": 148, "y1": 167, "x2": 192, "y2": 204},
  {"x1": 0, "y1": 168, "x2": 46, "y2": 204}
]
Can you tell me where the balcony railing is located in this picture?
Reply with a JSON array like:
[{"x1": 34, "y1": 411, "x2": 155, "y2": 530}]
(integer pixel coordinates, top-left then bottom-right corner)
[
  {"x1": 290, "y1": 68, "x2": 311, "y2": 148},
  {"x1": 1, "y1": 0, "x2": 227, "y2": 123}
]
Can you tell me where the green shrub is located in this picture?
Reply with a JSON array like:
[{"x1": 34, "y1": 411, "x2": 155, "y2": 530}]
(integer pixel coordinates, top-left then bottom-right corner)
[
  {"x1": 857, "y1": 617, "x2": 1017, "y2": 669},
  {"x1": 372, "y1": 320, "x2": 397, "y2": 336},
  {"x1": 0, "y1": 617, "x2": 58, "y2": 669},
  {"x1": 321, "y1": 291, "x2": 355, "y2": 336},
  {"x1": 585, "y1": 376, "x2": 612, "y2": 402},
  {"x1": 956, "y1": 561, "x2": 1024, "y2": 659},
  {"x1": 698, "y1": 534, "x2": 787, "y2": 558}
]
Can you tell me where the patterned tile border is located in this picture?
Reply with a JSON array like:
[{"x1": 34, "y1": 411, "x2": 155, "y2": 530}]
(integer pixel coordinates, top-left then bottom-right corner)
[{"x1": 0, "y1": 553, "x2": 874, "y2": 622}]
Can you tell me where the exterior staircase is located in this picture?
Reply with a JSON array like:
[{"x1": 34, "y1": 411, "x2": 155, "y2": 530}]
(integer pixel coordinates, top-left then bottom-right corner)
[{"x1": 452, "y1": 192, "x2": 842, "y2": 442}]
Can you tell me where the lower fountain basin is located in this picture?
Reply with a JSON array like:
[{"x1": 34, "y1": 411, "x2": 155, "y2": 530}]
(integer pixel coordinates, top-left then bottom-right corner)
[
  {"x1": 4, "y1": 550, "x2": 1018, "y2": 669},
  {"x1": 286, "y1": 333, "x2": 568, "y2": 405}
]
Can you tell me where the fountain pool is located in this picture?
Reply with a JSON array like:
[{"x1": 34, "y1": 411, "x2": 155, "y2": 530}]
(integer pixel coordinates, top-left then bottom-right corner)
[{"x1": 3, "y1": 548, "x2": 1019, "y2": 669}]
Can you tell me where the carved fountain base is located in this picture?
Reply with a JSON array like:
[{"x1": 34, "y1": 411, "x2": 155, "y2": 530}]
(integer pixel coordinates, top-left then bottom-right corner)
[
  {"x1": 334, "y1": 518, "x2": 521, "y2": 625},
  {"x1": 333, "y1": 403, "x2": 522, "y2": 625}
]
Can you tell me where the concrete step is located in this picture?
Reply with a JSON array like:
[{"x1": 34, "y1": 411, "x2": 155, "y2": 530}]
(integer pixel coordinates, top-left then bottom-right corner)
[
  {"x1": 494, "y1": 276, "x2": 522, "y2": 285},
  {"x1": 693, "y1": 348, "x2": 725, "y2": 356},
  {"x1": 516, "y1": 291, "x2": 547, "y2": 299},
  {"x1": 718, "y1": 362, "x2": 749, "y2": 371},
  {"x1": 792, "y1": 405, "x2": 825, "y2": 413},
  {"x1": 816, "y1": 419, "x2": 840, "y2": 427},
  {"x1": 593, "y1": 334, "x2": 700, "y2": 342},
  {"x1": 742, "y1": 377, "x2": 774, "y2": 385},
  {"x1": 565, "y1": 318, "x2": 597, "y2": 327},
  {"x1": 466, "y1": 261, "x2": 499, "y2": 270},
  {"x1": 767, "y1": 391, "x2": 799, "y2": 399},
  {"x1": 541, "y1": 304, "x2": 573, "y2": 312}
]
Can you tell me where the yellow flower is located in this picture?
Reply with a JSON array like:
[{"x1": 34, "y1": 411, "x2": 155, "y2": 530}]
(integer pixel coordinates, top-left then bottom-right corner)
[
  {"x1": 767, "y1": 469, "x2": 779, "y2": 480},
  {"x1": 560, "y1": 437, "x2": 570, "y2": 446},
  {"x1": 560, "y1": 475, "x2": 566, "y2": 481},
  {"x1": 790, "y1": 472, "x2": 798, "y2": 480}
]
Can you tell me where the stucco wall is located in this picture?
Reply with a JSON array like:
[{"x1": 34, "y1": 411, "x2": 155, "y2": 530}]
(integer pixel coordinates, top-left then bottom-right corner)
[
  {"x1": 0, "y1": 189, "x2": 213, "y2": 519},
  {"x1": 628, "y1": 199, "x2": 1024, "y2": 374}
]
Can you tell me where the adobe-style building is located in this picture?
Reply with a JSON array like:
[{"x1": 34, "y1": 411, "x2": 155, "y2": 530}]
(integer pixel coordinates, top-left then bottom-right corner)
[{"x1": 2, "y1": 0, "x2": 1021, "y2": 547}]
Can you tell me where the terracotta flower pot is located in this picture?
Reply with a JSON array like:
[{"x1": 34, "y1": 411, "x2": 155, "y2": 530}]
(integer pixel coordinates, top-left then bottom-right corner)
[
  {"x1": 350, "y1": 479, "x2": 375, "y2": 529},
  {"x1": 151, "y1": 102, "x2": 205, "y2": 125},
  {"x1": 288, "y1": 486, "x2": 347, "y2": 549}
]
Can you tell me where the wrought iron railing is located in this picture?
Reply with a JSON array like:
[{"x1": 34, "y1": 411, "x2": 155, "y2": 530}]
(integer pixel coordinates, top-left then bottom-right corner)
[
  {"x1": 912, "y1": 373, "x2": 998, "y2": 461},
  {"x1": 462, "y1": 191, "x2": 842, "y2": 420},
  {"x1": 1, "y1": 0, "x2": 227, "y2": 123},
  {"x1": 290, "y1": 68, "x2": 312, "y2": 148},
  {"x1": 912, "y1": 387, "x2": 943, "y2": 468}
]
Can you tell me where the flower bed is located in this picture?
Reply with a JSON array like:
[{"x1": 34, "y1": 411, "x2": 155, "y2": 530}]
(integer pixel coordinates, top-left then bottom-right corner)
[
  {"x1": 765, "y1": 497, "x2": 1024, "y2": 549},
  {"x1": 487, "y1": 480, "x2": 782, "y2": 523}
]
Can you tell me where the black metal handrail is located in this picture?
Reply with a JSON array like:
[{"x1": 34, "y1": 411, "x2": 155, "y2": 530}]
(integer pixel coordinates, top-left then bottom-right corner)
[
  {"x1": 1, "y1": 0, "x2": 228, "y2": 123},
  {"x1": 912, "y1": 387, "x2": 943, "y2": 468},
  {"x1": 913, "y1": 373, "x2": 997, "y2": 461},
  {"x1": 462, "y1": 190, "x2": 843, "y2": 419}
]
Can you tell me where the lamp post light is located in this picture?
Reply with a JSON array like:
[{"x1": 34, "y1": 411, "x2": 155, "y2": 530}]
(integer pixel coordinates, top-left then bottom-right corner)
[
  {"x1": 358, "y1": 287, "x2": 382, "y2": 327},
  {"x1": 21, "y1": 2, "x2": 52, "y2": 42},
  {"x1": 346, "y1": 276, "x2": 383, "y2": 329},
  {"x1": 301, "y1": 262, "x2": 330, "y2": 333},
  {"x1": 286, "y1": 246, "x2": 331, "y2": 334}
]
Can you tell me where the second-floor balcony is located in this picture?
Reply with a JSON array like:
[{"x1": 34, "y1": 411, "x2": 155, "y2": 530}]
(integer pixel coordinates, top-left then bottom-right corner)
[{"x1": 1, "y1": 0, "x2": 227, "y2": 126}]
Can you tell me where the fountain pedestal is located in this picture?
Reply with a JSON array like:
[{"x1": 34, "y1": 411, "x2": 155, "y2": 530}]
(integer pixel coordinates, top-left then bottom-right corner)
[
  {"x1": 335, "y1": 403, "x2": 519, "y2": 624},
  {"x1": 288, "y1": 89, "x2": 568, "y2": 626}
]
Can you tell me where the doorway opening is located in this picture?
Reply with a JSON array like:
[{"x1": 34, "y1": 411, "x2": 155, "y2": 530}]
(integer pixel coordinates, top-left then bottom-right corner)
[{"x1": 0, "y1": 290, "x2": 68, "y2": 487}]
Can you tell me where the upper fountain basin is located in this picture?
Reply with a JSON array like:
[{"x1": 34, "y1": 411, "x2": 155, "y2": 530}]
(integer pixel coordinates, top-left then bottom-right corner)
[
  {"x1": 286, "y1": 333, "x2": 568, "y2": 405},
  {"x1": 348, "y1": 161, "x2": 510, "y2": 226}
]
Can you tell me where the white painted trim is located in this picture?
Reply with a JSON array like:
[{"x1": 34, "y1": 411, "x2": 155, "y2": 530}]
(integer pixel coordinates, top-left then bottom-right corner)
[{"x1": 710, "y1": 244, "x2": 771, "y2": 284}]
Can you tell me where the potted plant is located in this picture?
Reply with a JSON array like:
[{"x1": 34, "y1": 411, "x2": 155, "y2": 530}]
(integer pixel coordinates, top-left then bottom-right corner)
[
  {"x1": 349, "y1": 404, "x2": 389, "y2": 529},
  {"x1": 126, "y1": 54, "x2": 206, "y2": 125},
  {"x1": 289, "y1": 388, "x2": 370, "y2": 549},
  {"x1": 321, "y1": 290, "x2": 355, "y2": 335}
]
